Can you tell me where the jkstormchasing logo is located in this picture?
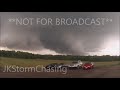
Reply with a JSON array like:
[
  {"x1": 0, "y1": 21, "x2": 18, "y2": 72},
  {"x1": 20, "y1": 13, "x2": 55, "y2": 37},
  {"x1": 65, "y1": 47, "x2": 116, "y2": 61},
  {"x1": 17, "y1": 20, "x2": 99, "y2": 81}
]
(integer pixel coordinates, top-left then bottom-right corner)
[{"x1": 2, "y1": 65, "x2": 67, "y2": 74}]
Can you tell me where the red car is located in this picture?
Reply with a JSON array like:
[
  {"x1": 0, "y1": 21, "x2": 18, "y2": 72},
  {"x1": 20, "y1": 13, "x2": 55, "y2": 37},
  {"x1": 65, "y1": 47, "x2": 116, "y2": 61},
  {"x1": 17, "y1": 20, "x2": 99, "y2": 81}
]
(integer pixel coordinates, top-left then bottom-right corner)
[{"x1": 82, "y1": 62, "x2": 94, "y2": 70}]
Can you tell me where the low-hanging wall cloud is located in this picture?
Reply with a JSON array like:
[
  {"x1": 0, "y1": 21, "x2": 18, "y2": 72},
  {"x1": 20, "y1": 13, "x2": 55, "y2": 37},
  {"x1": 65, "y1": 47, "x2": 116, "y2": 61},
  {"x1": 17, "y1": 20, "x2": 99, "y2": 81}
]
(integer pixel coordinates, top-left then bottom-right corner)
[{"x1": 0, "y1": 12, "x2": 119, "y2": 56}]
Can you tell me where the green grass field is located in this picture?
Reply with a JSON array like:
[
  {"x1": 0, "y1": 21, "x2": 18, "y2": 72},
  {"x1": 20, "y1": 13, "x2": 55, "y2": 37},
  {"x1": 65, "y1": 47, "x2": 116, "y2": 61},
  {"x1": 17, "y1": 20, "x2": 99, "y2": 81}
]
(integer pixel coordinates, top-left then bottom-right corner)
[
  {"x1": 0, "y1": 57, "x2": 72, "y2": 67},
  {"x1": 0, "y1": 57, "x2": 120, "y2": 68}
]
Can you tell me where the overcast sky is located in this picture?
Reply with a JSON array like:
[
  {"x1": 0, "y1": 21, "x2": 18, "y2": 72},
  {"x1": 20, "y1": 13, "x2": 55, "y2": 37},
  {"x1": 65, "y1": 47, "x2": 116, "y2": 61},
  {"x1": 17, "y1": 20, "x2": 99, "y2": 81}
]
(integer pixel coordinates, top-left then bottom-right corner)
[{"x1": 0, "y1": 12, "x2": 119, "y2": 56}]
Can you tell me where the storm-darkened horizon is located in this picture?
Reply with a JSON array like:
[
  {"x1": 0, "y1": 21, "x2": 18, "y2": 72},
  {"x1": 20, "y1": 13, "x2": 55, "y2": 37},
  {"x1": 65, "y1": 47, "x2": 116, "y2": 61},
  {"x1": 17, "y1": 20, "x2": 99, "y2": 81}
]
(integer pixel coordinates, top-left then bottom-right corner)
[{"x1": 0, "y1": 12, "x2": 119, "y2": 56}]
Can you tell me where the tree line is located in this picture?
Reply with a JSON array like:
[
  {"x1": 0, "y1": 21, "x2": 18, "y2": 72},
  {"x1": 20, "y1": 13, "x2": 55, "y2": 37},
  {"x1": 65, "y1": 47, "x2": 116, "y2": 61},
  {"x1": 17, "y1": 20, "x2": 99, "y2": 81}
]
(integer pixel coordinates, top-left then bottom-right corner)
[{"x1": 0, "y1": 50, "x2": 119, "y2": 61}]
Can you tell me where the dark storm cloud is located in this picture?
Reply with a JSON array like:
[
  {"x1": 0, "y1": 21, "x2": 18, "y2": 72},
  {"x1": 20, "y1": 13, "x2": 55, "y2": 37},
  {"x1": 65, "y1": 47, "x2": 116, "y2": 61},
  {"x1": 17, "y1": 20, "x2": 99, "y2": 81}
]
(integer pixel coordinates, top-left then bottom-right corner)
[{"x1": 0, "y1": 12, "x2": 119, "y2": 55}]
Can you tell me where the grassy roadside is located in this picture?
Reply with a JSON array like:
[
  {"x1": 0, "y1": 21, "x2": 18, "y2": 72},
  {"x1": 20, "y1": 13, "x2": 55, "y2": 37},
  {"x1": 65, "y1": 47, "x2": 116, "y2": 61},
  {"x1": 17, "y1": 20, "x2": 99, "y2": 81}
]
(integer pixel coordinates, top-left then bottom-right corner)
[
  {"x1": 0, "y1": 57, "x2": 119, "y2": 68},
  {"x1": 0, "y1": 57, "x2": 72, "y2": 67}
]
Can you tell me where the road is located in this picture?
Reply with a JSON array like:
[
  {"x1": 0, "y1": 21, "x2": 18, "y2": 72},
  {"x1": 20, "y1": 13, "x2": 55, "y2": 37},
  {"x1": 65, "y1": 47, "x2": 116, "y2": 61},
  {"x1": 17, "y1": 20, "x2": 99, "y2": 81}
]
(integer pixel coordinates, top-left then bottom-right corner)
[{"x1": 0, "y1": 65, "x2": 120, "y2": 78}]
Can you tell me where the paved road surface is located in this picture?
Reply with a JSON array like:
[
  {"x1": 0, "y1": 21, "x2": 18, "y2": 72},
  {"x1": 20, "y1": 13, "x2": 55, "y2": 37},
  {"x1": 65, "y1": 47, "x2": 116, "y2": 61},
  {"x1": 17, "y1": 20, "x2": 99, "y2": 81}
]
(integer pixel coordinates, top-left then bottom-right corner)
[{"x1": 0, "y1": 65, "x2": 120, "y2": 78}]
